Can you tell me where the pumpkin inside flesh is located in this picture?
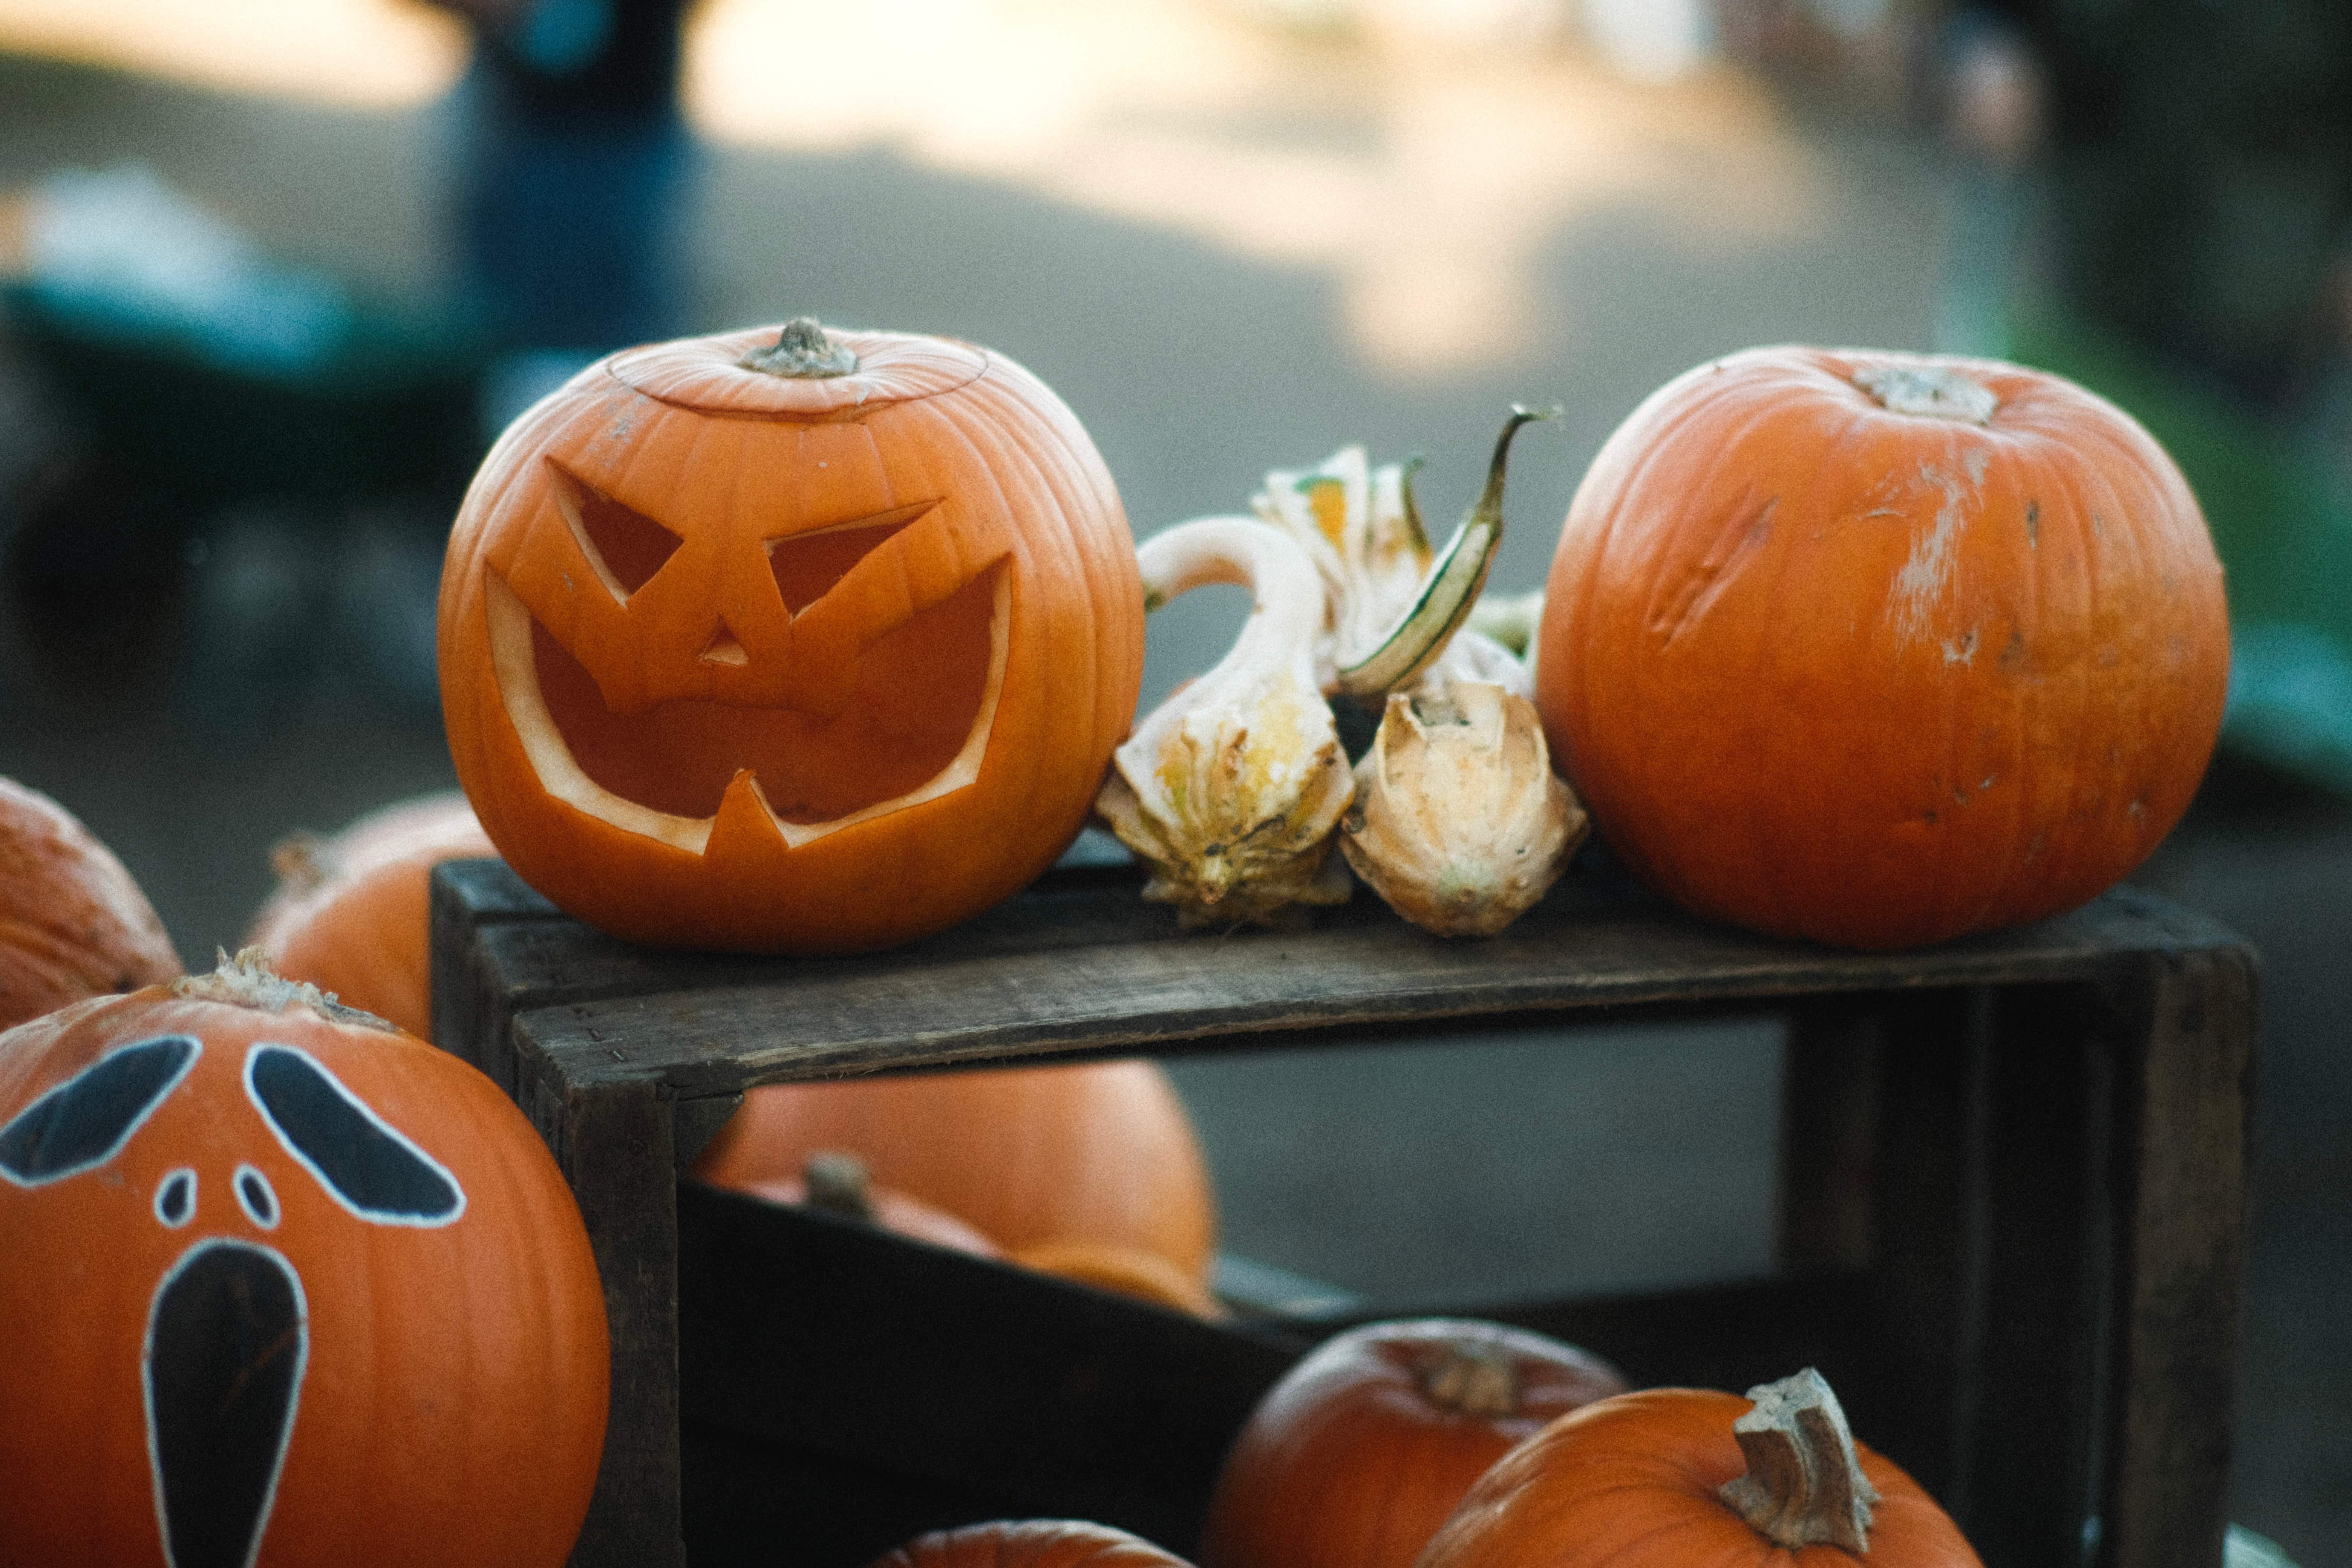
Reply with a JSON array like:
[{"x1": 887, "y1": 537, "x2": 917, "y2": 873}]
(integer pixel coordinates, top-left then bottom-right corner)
[
  {"x1": 1536, "y1": 346, "x2": 2228, "y2": 949},
  {"x1": 1201, "y1": 1317, "x2": 1626, "y2": 1568}
]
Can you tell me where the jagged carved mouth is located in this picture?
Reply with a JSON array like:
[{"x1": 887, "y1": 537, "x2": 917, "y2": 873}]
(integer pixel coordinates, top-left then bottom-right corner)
[{"x1": 487, "y1": 562, "x2": 1009, "y2": 854}]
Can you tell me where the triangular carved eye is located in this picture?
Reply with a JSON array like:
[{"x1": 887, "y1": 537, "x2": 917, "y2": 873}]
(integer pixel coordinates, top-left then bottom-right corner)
[
  {"x1": 766, "y1": 501, "x2": 936, "y2": 616},
  {"x1": 548, "y1": 458, "x2": 683, "y2": 602}
]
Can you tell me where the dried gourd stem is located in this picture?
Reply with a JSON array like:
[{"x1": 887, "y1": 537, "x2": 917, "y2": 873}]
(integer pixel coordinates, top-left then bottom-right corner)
[
  {"x1": 1419, "y1": 1341, "x2": 1519, "y2": 1419},
  {"x1": 738, "y1": 316, "x2": 859, "y2": 379},
  {"x1": 799, "y1": 1150, "x2": 879, "y2": 1224},
  {"x1": 1332, "y1": 404, "x2": 1557, "y2": 698},
  {"x1": 1718, "y1": 1367, "x2": 1881, "y2": 1553}
]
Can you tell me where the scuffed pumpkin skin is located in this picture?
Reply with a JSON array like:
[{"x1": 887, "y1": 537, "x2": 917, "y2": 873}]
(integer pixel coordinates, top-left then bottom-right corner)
[
  {"x1": 1536, "y1": 346, "x2": 2229, "y2": 949},
  {"x1": 438, "y1": 326, "x2": 1144, "y2": 954}
]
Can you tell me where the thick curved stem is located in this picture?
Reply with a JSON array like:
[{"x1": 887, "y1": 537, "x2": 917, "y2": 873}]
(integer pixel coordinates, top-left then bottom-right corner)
[
  {"x1": 1718, "y1": 1368, "x2": 1881, "y2": 1553},
  {"x1": 1136, "y1": 516, "x2": 1328, "y2": 667},
  {"x1": 1332, "y1": 404, "x2": 1556, "y2": 698}
]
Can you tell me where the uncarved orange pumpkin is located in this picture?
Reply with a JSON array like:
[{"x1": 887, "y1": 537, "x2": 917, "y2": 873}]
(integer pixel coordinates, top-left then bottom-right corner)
[
  {"x1": 0, "y1": 776, "x2": 181, "y2": 1027},
  {"x1": 1417, "y1": 1382, "x2": 1980, "y2": 1568},
  {"x1": 1536, "y1": 346, "x2": 2229, "y2": 949},
  {"x1": 0, "y1": 954, "x2": 608, "y2": 1567},
  {"x1": 868, "y1": 1519, "x2": 1192, "y2": 1568},
  {"x1": 1200, "y1": 1318, "x2": 1627, "y2": 1568},
  {"x1": 242, "y1": 791, "x2": 495, "y2": 1040},
  {"x1": 693, "y1": 1059, "x2": 1217, "y2": 1289},
  {"x1": 438, "y1": 321, "x2": 1145, "y2": 954}
]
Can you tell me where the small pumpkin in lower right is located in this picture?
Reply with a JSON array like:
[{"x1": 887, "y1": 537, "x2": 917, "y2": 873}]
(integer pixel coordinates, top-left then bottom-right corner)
[{"x1": 1416, "y1": 1368, "x2": 1980, "y2": 1568}]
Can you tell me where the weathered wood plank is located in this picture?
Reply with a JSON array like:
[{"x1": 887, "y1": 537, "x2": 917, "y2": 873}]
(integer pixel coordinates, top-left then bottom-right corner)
[
  {"x1": 1860, "y1": 988, "x2": 1992, "y2": 1504},
  {"x1": 1963, "y1": 983, "x2": 2114, "y2": 1567},
  {"x1": 427, "y1": 857, "x2": 563, "y2": 1091},
  {"x1": 516, "y1": 889, "x2": 2243, "y2": 1098},
  {"x1": 511, "y1": 1041, "x2": 686, "y2": 1568},
  {"x1": 2097, "y1": 948, "x2": 2257, "y2": 1568}
]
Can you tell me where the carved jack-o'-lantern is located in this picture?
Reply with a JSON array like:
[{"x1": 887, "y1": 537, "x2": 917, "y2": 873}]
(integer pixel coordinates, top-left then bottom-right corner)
[
  {"x1": 437, "y1": 320, "x2": 1146, "y2": 952},
  {"x1": 0, "y1": 957, "x2": 608, "y2": 1568}
]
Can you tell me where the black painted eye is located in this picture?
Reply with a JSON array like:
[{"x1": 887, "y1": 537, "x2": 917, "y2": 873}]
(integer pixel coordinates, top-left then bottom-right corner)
[
  {"x1": 243, "y1": 1046, "x2": 464, "y2": 1226},
  {"x1": 0, "y1": 1035, "x2": 200, "y2": 1186},
  {"x1": 155, "y1": 1168, "x2": 196, "y2": 1227},
  {"x1": 234, "y1": 1165, "x2": 279, "y2": 1230}
]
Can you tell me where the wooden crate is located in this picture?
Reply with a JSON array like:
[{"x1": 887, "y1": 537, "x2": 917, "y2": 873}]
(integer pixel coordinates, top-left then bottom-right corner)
[{"x1": 429, "y1": 856, "x2": 2254, "y2": 1568}]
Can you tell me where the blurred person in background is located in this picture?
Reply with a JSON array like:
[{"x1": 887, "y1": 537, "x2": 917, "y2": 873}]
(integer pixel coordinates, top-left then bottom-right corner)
[{"x1": 424, "y1": 0, "x2": 701, "y2": 436}]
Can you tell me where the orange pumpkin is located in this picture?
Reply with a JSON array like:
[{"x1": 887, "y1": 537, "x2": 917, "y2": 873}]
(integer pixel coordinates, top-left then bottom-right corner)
[
  {"x1": 1009, "y1": 1238, "x2": 1226, "y2": 1319},
  {"x1": 1536, "y1": 347, "x2": 2229, "y2": 948},
  {"x1": 437, "y1": 319, "x2": 1144, "y2": 954},
  {"x1": 0, "y1": 954, "x2": 609, "y2": 1568},
  {"x1": 693, "y1": 1059, "x2": 1217, "y2": 1289},
  {"x1": 1200, "y1": 1318, "x2": 1626, "y2": 1568},
  {"x1": 868, "y1": 1519, "x2": 1193, "y2": 1568},
  {"x1": 737, "y1": 1149, "x2": 1001, "y2": 1259},
  {"x1": 0, "y1": 776, "x2": 180, "y2": 1027},
  {"x1": 243, "y1": 791, "x2": 495, "y2": 1040},
  {"x1": 1418, "y1": 1371, "x2": 1980, "y2": 1568}
]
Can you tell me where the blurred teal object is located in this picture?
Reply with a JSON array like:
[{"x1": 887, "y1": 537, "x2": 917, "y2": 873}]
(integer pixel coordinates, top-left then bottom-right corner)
[
  {"x1": 2004, "y1": 307, "x2": 2352, "y2": 801},
  {"x1": 2, "y1": 163, "x2": 486, "y2": 514}
]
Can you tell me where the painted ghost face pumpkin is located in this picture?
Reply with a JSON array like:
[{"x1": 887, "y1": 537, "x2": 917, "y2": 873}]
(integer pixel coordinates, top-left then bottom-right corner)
[
  {"x1": 438, "y1": 325, "x2": 1146, "y2": 954},
  {"x1": 0, "y1": 968, "x2": 608, "y2": 1568}
]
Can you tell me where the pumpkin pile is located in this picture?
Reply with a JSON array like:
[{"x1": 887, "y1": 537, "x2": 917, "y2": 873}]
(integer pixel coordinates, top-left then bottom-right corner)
[{"x1": 850, "y1": 1361, "x2": 1982, "y2": 1568}]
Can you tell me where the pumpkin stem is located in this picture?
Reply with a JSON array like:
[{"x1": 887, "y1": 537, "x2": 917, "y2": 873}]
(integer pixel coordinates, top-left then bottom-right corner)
[
  {"x1": 174, "y1": 947, "x2": 398, "y2": 1032},
  {"x1": 1419, "y1": 1340, "x2": 1520, "y2": 1418},
  {"x1": 1330, "y1": 404, "x2": 1556, "y2": 699},
  {"x1": 738, "y1": 317, "x2": 860, "y2": 379},
  {"x1": 1718, "y1": 1368, "x2": 1882, "y2": 1553},
  {"x1": 801, "y1": 1150, "x2": 879, "y2": 1223},
  {"x1": 1853, "y1": 362, "x2": 1996, "y2": 424},
  {"x1": 267, "y1": 831, "x2": 330, "y2": 897}
]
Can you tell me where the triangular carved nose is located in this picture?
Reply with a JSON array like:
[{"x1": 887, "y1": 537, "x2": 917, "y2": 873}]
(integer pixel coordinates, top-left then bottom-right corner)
[{"x1": 699, "y1": 620, "x2": 750, "y2": 666}]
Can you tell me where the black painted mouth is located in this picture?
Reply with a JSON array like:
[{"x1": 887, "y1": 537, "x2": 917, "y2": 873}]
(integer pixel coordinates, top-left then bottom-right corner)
[{"x1": 145, "y1": 1239, "x2": 307, "y2": 1568}]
